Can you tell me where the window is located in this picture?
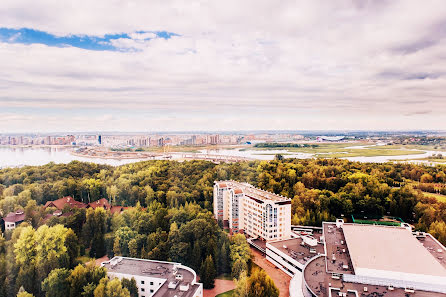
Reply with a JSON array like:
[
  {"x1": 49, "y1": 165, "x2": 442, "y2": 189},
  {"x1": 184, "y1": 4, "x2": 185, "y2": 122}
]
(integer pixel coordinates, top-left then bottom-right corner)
[
  {"x1": 150, "y1": 289, "x2": 154, "y2": 293},
  {"x1": 141, "y1": 280, "x2": 145, "y2": 284},
  {"x1": 141, "y1": 288, "x2": 145, "y2": 292},
  {"x1": 150, "y1": 282, "x2": 153, "y2": 285}
]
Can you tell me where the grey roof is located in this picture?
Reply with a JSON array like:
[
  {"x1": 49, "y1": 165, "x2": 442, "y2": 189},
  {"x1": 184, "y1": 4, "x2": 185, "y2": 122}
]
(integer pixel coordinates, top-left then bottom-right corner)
[{"x1": 102, "y1": 257, "x2": 201, "y2": 297}]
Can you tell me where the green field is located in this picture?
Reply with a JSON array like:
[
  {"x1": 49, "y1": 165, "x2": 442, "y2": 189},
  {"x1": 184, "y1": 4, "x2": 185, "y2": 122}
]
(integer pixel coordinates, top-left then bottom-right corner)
[
  {"x1": 422, "y1": 192, "x2": 446, "y2": 203},
  {"x1": 216, "y1": 290, "x2": 234, "y2": 297},
  {"x1": 412, "y1": 158, "x2": 446, "y2": 163}
]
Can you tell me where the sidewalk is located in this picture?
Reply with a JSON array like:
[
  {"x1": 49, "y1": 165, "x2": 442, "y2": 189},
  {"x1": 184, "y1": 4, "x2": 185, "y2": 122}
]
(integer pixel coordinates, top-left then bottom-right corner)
[
  {"x1": 203, "y1": 279, "x2": 235, "y2": 297},
  {"x1": 251, "y1": 247, "x2": 291, "y2": 297}
]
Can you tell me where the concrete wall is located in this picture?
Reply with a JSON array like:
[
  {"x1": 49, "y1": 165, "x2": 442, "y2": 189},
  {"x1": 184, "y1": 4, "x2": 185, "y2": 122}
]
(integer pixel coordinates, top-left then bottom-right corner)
[{"x1": 343, "y1": 272, "x2": 446, "y2": 294}]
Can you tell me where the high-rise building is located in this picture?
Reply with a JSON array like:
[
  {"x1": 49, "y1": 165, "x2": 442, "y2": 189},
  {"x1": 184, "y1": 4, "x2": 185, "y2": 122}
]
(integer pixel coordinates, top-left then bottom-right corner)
[{"x1": 213, "y1": 181, "x2": 291, "y2": 241}]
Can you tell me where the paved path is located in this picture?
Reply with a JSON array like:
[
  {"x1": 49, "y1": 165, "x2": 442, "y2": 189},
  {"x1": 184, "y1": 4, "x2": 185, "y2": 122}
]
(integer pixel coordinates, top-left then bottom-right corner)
[
  {"x1": 251, "y1": 247, "x2": 291, "y2": 297},
  {"x1": 203, "y1": 279, "x2": 235, "y2": 297}
]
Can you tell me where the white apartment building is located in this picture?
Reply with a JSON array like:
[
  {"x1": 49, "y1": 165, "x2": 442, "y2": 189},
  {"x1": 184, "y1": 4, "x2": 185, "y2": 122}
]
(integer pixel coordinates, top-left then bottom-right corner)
[
  {"x1": 101, "y1": 257, "x2": 203, "y2": 297},
  {"x1": 213, "y1": 181, "x2": 291, "y2": 241}
]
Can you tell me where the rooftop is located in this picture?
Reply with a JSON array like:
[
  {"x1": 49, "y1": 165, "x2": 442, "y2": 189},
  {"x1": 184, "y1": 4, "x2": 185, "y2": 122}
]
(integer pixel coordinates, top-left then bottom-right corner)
[
  {"x1": 3, "y1": 210, "x2": 25, "y2": 223},
  {"x1": 43, "y1": 196, "x2": 87, "y2": 210},
  {"x1": 417, "y1": 233, "x2": 446, "y2": 269},
  {"x1": 102, "y1": 257, "x2": 200, "y2": 297},
  {"x1": 303, "y1": 256, "x2": 445, "y2": 297},
  {"x1": 215, "y1": 180, "x2": 290, "y2": 203},
  {"x1": 342, "y1": 224, "x2": 446, "y2": 277},
  {"x1": 322, "y1": 223, "x2": 354, "y2": 274},
  {"x1": 269, "y1": 236, "x2": 325, "y2": 266}
]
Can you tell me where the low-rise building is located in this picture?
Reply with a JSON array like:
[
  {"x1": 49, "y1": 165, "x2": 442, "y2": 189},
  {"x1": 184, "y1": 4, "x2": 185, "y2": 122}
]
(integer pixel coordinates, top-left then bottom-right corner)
[
  {"x1": 264, "y1": 220, "x2": 446, "y2": 297},
  {"x1": 43, "y1": 196, "x2": 87, "y2": 210},
  {"x1": 101, "y1": 257, "x2": 203, "y2": 297},
  {"x1": 1, "y1": 210, "x2": 25, "y2": 231}
]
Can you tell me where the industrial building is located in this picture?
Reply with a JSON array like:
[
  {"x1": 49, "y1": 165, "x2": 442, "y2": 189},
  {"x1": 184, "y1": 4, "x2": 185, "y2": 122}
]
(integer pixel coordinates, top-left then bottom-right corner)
[
  {"x1": 101, "y1": 257, "x2": 203, "y2": 297},
  {"x1": 213, "y1": 181, "x2": 292, "y2": 241}
]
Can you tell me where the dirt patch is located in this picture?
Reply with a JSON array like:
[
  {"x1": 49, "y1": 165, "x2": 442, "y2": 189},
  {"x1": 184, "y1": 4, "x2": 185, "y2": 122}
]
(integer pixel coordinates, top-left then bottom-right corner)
[{"x1": 251, "y1": 247, "x2": 291, "y2": 297}]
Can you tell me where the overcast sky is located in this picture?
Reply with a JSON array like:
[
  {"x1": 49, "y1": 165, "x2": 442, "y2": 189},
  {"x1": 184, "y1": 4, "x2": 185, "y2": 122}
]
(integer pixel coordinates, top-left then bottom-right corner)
[{"x1": 0, "y1": 0, "x2": 445, "y2": 132}]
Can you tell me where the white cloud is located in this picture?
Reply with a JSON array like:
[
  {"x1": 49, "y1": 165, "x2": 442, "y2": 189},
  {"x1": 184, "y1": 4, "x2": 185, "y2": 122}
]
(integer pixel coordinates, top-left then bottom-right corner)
[{"x1": 0, "y1": 0, "x2": 446, "y2": 132}]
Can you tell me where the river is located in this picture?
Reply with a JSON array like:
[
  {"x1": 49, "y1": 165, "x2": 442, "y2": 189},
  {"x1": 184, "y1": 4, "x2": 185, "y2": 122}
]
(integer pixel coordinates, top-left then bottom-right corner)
[{"x1": 0, "y1": 146, "x2": 444, "y2": 168}]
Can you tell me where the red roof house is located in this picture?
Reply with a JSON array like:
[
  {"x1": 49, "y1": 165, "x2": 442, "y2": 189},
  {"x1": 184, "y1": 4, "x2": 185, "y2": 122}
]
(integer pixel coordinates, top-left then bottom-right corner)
[
  {"x1": 44, "y1": 196, "x2": 87, "y2": 210},
  {"x1": 2, "y1": 210, "x2": 26, "y2": 230},
  {"x1": 88, "y1": 198, "x2": 111, "y2": 210}
]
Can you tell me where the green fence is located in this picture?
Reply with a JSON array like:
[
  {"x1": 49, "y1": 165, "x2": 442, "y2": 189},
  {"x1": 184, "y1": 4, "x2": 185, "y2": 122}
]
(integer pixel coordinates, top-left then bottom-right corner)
[{"x1": 351, "y1": 215, "x2": 404, "y2": 226}]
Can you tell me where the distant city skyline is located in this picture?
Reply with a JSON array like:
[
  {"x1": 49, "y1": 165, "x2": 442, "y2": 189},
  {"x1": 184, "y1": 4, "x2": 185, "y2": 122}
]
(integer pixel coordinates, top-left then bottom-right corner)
[{"x1": 1, "y1": 1, "x2": 446, "y2": 132}]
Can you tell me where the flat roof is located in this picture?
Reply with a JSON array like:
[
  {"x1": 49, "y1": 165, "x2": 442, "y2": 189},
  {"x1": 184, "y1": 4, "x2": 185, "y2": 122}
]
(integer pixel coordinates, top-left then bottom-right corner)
[
  {"x1": 102, "y1": 257, "x2": 200, "y2": 297},
  {"x1": 342, "y1": 224, "x2": 446, "y2": 277},
  {"x1": 269, "y1": 237, "x2": 325, "y2": 266},
  {"x1": 323, "y1": 223, "x2": 354, "y2": 274},
  {"x1": 304, "y1": 256, "x2": 445, "y2": 297},
  {"x1": 215, "y1": 180, "x2": 290, "y2": 202},
  {"x1": 418, "y1": 234, "x2": 446, "y2": 269}
]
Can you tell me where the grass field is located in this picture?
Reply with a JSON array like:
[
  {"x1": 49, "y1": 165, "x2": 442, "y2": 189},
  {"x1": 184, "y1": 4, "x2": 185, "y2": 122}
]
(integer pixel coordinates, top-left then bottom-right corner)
[
  {"x1": 412, "y1": 158, "x2": 446, "y2": 163},
  {"x1": 422, "y1": 192, "x2": 446, "y2": 203},
  {"x1": 216, "y1": 290, "x2": 234, "y2": 297}
]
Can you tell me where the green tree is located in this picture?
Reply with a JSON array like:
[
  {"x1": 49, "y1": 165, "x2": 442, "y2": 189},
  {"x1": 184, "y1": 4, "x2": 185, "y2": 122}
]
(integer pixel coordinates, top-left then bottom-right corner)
[
  {"x1": 17, "y1": 288, "x2": 34, "y2": 297},
  {"x1": 246, "y1": 268, "x2": 279, "y2": 297},
  {"x1": 232, "y1": 271, "x2": 248, "y2": 297},
  {"x1": 113, "y1": 227, "x2": 138, "y2": 257},
  {"x1": 68, "y1": 264, "x2": 106, "y2": 297},
  {"x1": 231, "y1": 258, "x2": 248, "y2": 279},
  {"x1": 42, "y1": 268, "x2": 71, "y2": 297},
  {"x1": 200, "y1": 255, "x2": 216, "y2": 289},
  {"x1": 84, "y1": 208, "x2": 107, "y2": 258},
  {"x1": 94, "y1": 277, "x2": 130, "y2": 297},
  {"x1": 121, "y1": 278, "x2": 138, "y2": 297}
]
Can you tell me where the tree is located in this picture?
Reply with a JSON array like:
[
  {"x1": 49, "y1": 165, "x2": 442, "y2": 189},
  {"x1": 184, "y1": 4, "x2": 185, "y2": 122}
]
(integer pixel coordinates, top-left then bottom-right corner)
[
  {"x1": 233, "y1": 271, "x2": 249, "y2": 297},
  {"x1": 113, "y1": 227, "x2": 138, "y2": 257},
  {"x1": 420, "y1": 173, "x2": 434, "y2": 183},
  {"x1": 231, "y1": 258, "x2": 247, "y2": 279},
  {"x1": 65, "y1": 229, "x2": 80, "y2": 268},
  {"x1": 84, "y1": 208, "x2": 107, "y2": 258},
  {"x1": 17, "y1": 287, "x2": 34, "y2": 297},
  {"x1": 200, "y1": 255, "x2": 216, "y2": 289},
  {"x1": 68, "y1": 264, "x2": 107, "y2": 297},
  {"x1": 246, "y1": 268, "x2": 279, "y2": 297},
  {"x1": 94, "y1": 277, "x2": 130, "y2": 297},
  {"x1": 42, "y1": 268, "x2": 71, "y2": 297},
  {"x1": 218, "y1": 241, "x2": 230, "y2": 274},
  {"x1": 429, "y1": 221, "x2": 446, "y2": 245},
  {"x1": 274, "y1": 154, "x2": 284, "y2": 161},
  {"x1": 34, "y1": 225, "x2": 71, "y2": 282},
  {"x1": 230, "y1": 234, "x2": 250, "y2": 264},
  {"x1": 121, "y1": 278, "x2": 138, "y2": 297}
]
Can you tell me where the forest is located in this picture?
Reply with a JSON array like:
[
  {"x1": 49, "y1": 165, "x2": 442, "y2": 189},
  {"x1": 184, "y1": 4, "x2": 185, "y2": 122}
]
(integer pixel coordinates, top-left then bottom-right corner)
[{"x1": 0, "y1": 158, "x2": 445, "y2": 297}]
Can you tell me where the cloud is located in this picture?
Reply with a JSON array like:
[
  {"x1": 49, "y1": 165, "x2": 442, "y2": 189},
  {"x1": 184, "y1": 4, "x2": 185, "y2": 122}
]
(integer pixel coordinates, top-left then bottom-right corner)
[{"x1": 0, "y1": 0, "x2": 446, "y2": 132}]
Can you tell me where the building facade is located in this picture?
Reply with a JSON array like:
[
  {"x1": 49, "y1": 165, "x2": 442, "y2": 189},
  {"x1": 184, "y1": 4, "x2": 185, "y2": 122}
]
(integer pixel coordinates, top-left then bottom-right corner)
[{"x1": 214, "y1": 181, "x2": 291, "y2": 241}]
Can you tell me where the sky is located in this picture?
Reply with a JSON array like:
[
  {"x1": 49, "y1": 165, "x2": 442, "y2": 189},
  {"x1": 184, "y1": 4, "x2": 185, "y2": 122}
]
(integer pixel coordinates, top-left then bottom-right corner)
[{"x1": 0, "y1": 0, "x2": 446, "y2": 133}]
